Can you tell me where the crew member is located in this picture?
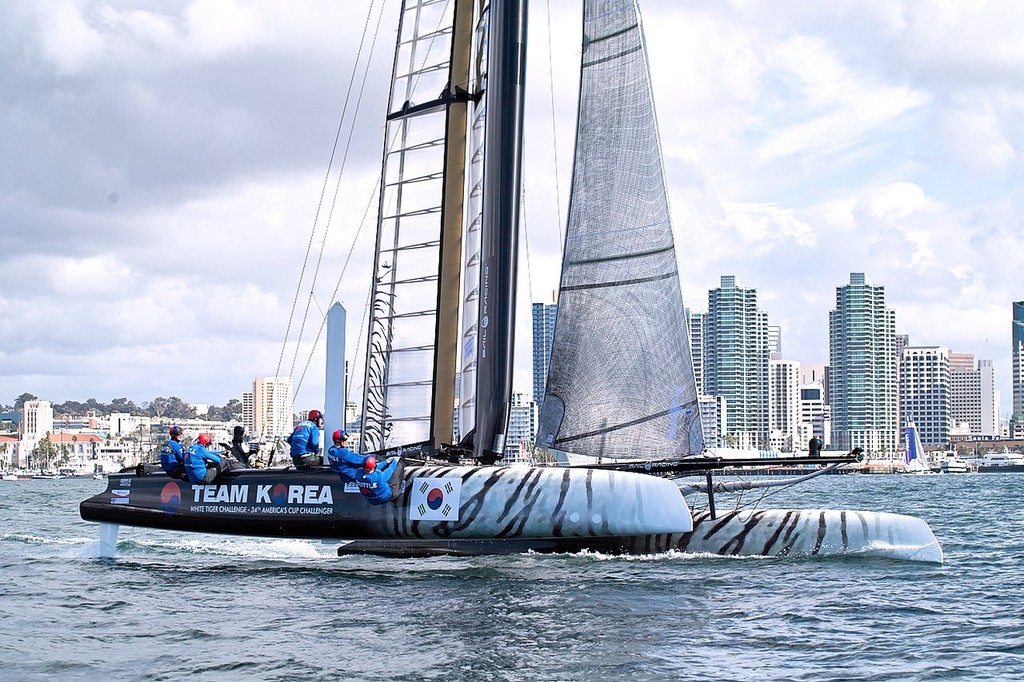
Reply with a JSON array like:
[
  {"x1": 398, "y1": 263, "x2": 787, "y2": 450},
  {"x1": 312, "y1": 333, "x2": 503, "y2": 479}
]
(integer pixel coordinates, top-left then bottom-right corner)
[
  {"x1": 159, "y1": 425, "x2": 187, "y2": 480},
  {"x1": 354, "y1": 456, "x2": 404, "y2": 505},
  {"x1": 326, "y1": 430, "x2": 367, "y2": 484},
  {"x1": 184, "y1": 433, "x2": 225, "y2": 485},
  {"x1": 287, "y1": 409, "x2": 324, "y2": 468}
]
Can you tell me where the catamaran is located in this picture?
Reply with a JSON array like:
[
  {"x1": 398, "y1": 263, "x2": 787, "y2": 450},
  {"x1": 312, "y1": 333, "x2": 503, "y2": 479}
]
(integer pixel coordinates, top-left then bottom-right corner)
[{"x1": 80, "y1": 0, "x2": 942, "y2": 563}]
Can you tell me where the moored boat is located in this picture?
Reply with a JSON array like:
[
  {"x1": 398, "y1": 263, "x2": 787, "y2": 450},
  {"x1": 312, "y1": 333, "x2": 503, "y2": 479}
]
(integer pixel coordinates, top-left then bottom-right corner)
[{"x1": 976, "y1": 451, "x2": 1024, "y2": 473}]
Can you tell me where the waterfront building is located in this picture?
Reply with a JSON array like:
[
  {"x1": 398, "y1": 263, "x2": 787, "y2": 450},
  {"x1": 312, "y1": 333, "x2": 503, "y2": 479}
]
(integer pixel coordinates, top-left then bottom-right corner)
[
  {"x1": 504, "y1": 392, "x2": 538, "y2": 463},
  {"x1": 949, "y1": 354, "x2": 999, "y2": 436},
  {"x1": 252, "y1": 376, "x2": 294, "y2": 440},
  {"x1": 900, "y1": 346, "x2": 951, "y2": 446},
  {"x1": 698, "y1": 394, "x2": 727, "y2": 449},
  {"x1": 828, "y1": 273, "x2": 898, "y2": 454},
  {"x1": 242, "y1": 391, "x2": 254, "y2": 435},
  {"x1": 797, "y1": 381, "x2": 830, "y2": 450},
  {"x1": 18, "y1": 400, "x2": 53, "y2": 468},
  {"x1": 704, "y1": 276, "x2": 769, "y2": 449},
  {"x1": 532, "y1": 300, "x2": 558, "y2": 410},
  {"x1": 769, "y1": 356, "x2": 801, "y2": 452},
  {"x1": 1013, "y1": 301, "x2": 1024, "y2": 433},
  {"x1": 686, "y1": 308, "x2": 706, "y2": 395},
  {"x1": 896, "y1": 334, "x2": 909, "y2": 429}
]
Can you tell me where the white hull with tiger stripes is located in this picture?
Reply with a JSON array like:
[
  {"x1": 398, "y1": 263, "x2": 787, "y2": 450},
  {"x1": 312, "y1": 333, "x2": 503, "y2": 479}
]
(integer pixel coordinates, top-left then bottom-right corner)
[{"x1": 389, "y1": 464, "x2": 693, "y2": 537}]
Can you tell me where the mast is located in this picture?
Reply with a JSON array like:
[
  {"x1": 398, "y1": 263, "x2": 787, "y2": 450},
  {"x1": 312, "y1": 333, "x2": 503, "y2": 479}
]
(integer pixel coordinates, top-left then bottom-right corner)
[
  {"x1": 472, "y1": 0, "x2": 528, "y2": 464},
  {"x1": 433, "y1": 0, "x2": 476, "y2": 449}
]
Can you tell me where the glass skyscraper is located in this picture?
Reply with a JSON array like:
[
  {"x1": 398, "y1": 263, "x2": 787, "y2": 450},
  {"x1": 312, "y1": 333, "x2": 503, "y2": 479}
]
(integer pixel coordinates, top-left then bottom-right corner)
[
  {"x1": 531, "y1": 301, "x2": 558, "y2": 408},
  {"x1": 1013, "y1": 301, "x2": 1024, "y2": 426},
  {"x1": 704, "y1": 276, "x2": 769, "y2": 449},
  {"x1": 828, "y1": 273, "x2": 898, "y2": 453}
]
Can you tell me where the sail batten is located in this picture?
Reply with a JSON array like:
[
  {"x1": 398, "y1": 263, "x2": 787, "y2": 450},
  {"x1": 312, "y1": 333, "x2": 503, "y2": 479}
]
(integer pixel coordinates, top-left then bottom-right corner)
[{"x1": 536, "y1": 0, "x2": 704, "y2": 460}]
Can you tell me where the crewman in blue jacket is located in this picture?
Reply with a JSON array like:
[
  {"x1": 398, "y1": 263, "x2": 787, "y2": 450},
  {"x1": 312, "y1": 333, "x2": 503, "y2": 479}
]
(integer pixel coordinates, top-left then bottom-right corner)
[
  {"x1": 159, "y1": 425, "x2": 187, "y2": 479},
  {"x1": 184, "y1": 433, "x2": 225, "y2": 485},
  {"x1": 326, "y1": 430, "x2": 367, "y2": 483},
  {"x1": 354, "y1": 456, "x2": 404, "y2": 505},
  {"x1": 287, "y1": 409, "x2": 324, "y2": 468}
]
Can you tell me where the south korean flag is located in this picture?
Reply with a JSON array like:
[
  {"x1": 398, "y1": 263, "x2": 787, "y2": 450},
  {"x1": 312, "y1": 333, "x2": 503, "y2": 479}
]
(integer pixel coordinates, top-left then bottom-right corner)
[{"x1": 408, "y1": 477, "x2": 462, "y2": 521}]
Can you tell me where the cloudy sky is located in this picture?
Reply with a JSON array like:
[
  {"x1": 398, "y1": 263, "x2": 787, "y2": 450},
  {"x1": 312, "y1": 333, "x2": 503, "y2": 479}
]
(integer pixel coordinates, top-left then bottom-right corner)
[{"x1": 2, "y1": 0, "x2": 1022, "y2": 417}]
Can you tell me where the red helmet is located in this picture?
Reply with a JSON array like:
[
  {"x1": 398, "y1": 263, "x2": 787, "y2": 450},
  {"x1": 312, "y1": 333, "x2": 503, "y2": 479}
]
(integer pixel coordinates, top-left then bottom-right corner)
[
  {"x1": 363, "y1": 456, "x2": 376, "y2": 472},
  {"x1": 332, "y1": 430, "x2": 346, "y2": 442},
  {"x1": 308, "y1": 409, "x2": 323, "y2": 421},
  {"x1": 197, "y1": 433, "x2": 211, "y2": 446}
]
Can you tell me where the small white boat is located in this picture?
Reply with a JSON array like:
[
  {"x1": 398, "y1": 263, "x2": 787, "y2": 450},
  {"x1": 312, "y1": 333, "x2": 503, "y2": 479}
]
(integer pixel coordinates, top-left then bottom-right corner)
[
  {"x1": 941, "y1": 455, "x2": 973, "y2": 474},
  {"x1": 1, "y1": 473, "x2": 18, "y2": 481},
  {"x1": 92, "y1": 473, "x2": 105, "y2": 480}
]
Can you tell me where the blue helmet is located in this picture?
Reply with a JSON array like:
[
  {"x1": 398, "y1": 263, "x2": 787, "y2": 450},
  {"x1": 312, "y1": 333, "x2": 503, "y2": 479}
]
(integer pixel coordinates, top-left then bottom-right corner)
[
  {"x1": 332, "y1": 430, "x2": 348, "y2": 442},
  {"x1": 169, "y1": 425, "x2": 183, "y2": 438}
]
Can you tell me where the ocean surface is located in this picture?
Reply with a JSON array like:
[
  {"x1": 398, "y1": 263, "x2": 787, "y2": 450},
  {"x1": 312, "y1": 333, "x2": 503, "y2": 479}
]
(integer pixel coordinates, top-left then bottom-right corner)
[{"x1": 1, "y1": 473, "x2": 1022, "y2": 681}]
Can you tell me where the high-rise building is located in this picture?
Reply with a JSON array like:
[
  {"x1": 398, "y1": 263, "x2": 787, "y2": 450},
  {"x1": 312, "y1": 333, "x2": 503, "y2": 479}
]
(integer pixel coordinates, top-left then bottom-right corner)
[
  {"x1": 828, "y1": 273, "x2": 898, "y2": 453},
  {"x1": 704, "y1": 276, "x2": 769, "y2": 449},
  {"x1": 769, "y1": 357, "x2": 801, "y2": 451},
  {"x1": 699, "y1": 394, "x2": 726, "y2": 449},
  {"x1": 949, "y1": 354, "x2": 998, "y2": 436},
  {"x1": 505, "y1": 392, "x2": 538, "y2": 463},
  {"x1": 798, "y1": 381, "x2": 830, "y2": 450},
  {"x1": 686, "y1": 308, "x2": 705, "y2": 395},
  {"x1": 900, "y1": 346, "x2": 951, "y2": 446},
  {"x1": 19, "y1": 400, "x2": 53, "y2": 468},
  {"x1": 242, "y1": 392, "x2": 254, "y2": 435},
  {"x1": 895, "y1": 334, "x2": 910, "y2": 428},
  {"x1": 1013, "y1": 301, "x2": 1024, "y2": 428},
  {"x1": 531, "y1": 300, "x2": 558, "y2": 408},
  {"x1": 252, "y1": 376, "x2": 294, "y2": 439}
]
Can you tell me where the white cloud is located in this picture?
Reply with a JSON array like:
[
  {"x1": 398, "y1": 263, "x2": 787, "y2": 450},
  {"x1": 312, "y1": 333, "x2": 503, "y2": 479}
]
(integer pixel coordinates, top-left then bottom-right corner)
[
  {"x1": 47, "y1": 254, "x2": 134, "y2": 295},
  {"x1": 39, "y1": 1, "x2": 105, "y2": 74},
  {"x1": 938, "y1": 98, "x2": 1017, "y2": 172}
]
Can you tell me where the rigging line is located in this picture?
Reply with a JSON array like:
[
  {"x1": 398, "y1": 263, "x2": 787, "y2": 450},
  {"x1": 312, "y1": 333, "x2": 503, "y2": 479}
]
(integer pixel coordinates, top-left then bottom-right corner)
[
  {"x1": 293, "y1": 0, "x2": 454, "y2": 398},
  {"x1": 288, "y1": 0, "x2": 389, "y2": 382},
  {"x1": 276, "y1": 0, "x2": 379, "y2": 381},
  {"x1": 294, "y1": 179, "x2": 381, "y2": 399},
  {"x1": 522, "y1": 186, "x2": 534, "y2": 306},
  {"x1": 545, "y1": 0, "x2": 564, "y2": 252}
]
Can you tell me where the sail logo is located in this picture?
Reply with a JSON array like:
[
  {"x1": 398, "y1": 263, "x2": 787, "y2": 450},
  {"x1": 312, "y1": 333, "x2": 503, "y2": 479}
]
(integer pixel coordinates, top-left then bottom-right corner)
[
  {"x1": 159, "y1": 483, "x2": 181, "y2": 514},
  {"x1": 409, "y1": 477, "x2": 461, "y2": 521}
]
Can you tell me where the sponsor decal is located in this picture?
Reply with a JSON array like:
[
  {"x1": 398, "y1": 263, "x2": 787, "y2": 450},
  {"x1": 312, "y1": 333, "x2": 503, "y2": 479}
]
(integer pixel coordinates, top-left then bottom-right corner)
[
  {"x1": 111, "y1": 489, "x2": 130, "y2": 505},
  {"x1": 160, "y1": 482, "x2": 181, "y2": 514},
  {"x1": 409, "y1": 477, "x2": 461, "y2": 521}
]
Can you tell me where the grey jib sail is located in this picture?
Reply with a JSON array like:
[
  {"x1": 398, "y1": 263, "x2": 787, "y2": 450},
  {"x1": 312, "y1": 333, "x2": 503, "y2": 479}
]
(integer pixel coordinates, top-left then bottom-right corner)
[{"x1": 536, "y1": 0, "x2": 704, "y2": 459}]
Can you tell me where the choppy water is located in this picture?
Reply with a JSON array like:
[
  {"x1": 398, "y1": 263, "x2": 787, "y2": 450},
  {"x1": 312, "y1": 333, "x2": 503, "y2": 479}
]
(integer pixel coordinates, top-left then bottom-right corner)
[{"x1": 1, "y1": 474, "x2": 1022, "y2": 681}]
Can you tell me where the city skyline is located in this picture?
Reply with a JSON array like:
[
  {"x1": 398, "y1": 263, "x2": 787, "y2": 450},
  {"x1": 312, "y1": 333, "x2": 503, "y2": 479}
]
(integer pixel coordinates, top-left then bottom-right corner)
[{"x1": 3, "y1": 2, "x2": 1022, "y2": 413}]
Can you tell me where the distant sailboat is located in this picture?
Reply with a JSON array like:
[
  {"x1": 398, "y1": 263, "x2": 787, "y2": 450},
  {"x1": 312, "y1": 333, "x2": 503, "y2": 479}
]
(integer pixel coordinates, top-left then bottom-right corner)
[
  {"x1": 80, "y1": 0, "x2": 942, "y2": 563},
  {"x1": 902, "y1": 421, "x2": 936, "y2": 474}
]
